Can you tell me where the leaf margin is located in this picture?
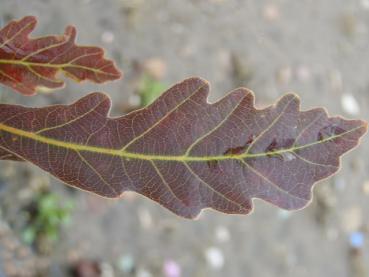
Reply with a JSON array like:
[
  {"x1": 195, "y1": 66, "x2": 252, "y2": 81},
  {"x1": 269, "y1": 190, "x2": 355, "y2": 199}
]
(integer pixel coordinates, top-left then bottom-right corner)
[{"x1": 0, "y1": 77, "x2": 367, "y2": 218}]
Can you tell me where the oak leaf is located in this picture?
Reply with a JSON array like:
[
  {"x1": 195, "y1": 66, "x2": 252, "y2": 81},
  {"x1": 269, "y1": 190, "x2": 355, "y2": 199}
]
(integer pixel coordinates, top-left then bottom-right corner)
[
  {"x1": 0, "y1": 78, "x2": 366, "y2": 218},
  {"x1": 0, "y1": 16, "x2": 121, "y2": 95}
]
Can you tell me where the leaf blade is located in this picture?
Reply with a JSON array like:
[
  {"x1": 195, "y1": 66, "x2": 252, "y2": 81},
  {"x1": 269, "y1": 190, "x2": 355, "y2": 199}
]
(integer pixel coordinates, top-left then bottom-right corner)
[
  {"x1": 0, "y1": 78, "x2": 366, "y2": 218},
  {"x1": 0, "y1": 16, "x2": 121, "y2": 95}
]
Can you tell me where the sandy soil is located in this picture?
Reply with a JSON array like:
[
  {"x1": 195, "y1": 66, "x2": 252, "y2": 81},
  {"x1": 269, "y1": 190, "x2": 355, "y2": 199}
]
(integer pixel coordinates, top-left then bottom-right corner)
[{"x1": 1, "y1": 0, "x2": 369, "y2": 276}]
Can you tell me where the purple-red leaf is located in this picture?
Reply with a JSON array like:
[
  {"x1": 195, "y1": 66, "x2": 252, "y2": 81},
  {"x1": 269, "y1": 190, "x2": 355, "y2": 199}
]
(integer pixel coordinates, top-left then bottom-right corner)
[
  {"x1": 0, "y1": 16, "x2": 121, "y2": 95},
  {"x1": 0, "y1": 78, "x2": 366, "y2": 218}
]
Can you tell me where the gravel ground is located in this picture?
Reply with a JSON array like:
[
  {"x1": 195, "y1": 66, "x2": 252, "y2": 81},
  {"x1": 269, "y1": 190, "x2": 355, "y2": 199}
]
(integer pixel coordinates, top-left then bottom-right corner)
[{"x1": 1, "y1": 0, "x2": 369, "y2": 276}]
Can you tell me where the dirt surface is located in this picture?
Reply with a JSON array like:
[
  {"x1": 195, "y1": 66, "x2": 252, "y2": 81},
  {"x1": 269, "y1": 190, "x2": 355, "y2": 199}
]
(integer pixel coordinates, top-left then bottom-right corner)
[{"x1": 1, "y1": 0, "x2": 369, "y2": 276}]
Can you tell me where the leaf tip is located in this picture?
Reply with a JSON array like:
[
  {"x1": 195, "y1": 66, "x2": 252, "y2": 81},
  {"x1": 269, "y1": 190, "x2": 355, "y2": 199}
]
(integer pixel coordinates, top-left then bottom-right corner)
[
  {"x1": 20, "y1": 15, "x2": 37, "y2": 26},
  {"x1": 63, "y1": 25, "x2": 77, "y2": 41}
]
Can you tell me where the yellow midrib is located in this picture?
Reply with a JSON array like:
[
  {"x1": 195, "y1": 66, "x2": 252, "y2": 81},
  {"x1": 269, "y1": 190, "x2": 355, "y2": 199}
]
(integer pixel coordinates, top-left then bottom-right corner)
[
  {"x1": 0, "y1": 59, "x2": 116, "y2": 76},
  {"x1": 0, "y1": 123, "x2": 362, "y2": 162}
]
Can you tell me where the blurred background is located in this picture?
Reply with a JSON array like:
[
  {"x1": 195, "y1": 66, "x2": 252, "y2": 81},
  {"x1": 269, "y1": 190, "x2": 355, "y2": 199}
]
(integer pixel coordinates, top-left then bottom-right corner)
[{"x1": 0, "y1": 0, "x2": 369, "y2": 276}]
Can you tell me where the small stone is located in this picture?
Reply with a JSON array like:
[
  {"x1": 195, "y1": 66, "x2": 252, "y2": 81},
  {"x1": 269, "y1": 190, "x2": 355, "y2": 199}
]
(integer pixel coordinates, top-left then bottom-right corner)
[
  {"x1": 277, "y1": 209, "x2": 291, "y2": 220},
  {"x1": 296, "y1": 65, "x2": 311, "y2": 82},
  {"x1": 361, "y1": 0, "x2": 369, "y2": 10},
  {"x1": 361, "y1": 181, "x2": 369, "y2": 195},
  {"x1": 128, "y1": 94, "x2": 141, "y2": 108},
  {"x1": 163, "y1": 259, "x2": 181, "y2": 277},
  {"x1": 100, "y1": 262, "x2": 114, "y2": 277},
  {"x1": 138, "y1": 207, "x2": 153, "y2": 229},
  {"x1": 136, "y1": 268, "x2": 153, "y2": 277},
  {"x1": 263, "y1": 3, "x2": 280, "y2": 21},
  {"x1": 214, "y1": 226, "x2": 230, "y2": 243},
  {"x1": 117, "y1": 254, "x2": 135, "y2": 274},
  {"x1": 205, "y1": 247, "x2": 224, "y2": 270},
  {"x1": 349, "y1": 232, "x2": 364, "y2": 249},
  {"x1": 122, "y1": 191, "x2": 138, "y2": 202},
  {"x1": 142, "y1": 58, "x2": 167, "y2": 80},
  {"x1": 101, "y1": 31, "x2": 115, "y2": 44},
  {"x1": 341, "y1": 93, "x2": 360, "y2": 115}
]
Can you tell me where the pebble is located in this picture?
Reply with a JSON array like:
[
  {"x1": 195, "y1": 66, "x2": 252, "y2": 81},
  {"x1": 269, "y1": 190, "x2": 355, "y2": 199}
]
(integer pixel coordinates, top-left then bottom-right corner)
[
  {"x1": 341, "y1": 93, "x2": 360, "y2": 115},
  {"x1": 276, "y1": 66, "x2": 292, "y2": 85},
  {"x1": 101, "y1": 31, "x2": 115, "y2": 44},
  {"x1": 117, "y1": 254, "x2": 135, "y2": 274},
  {"x1": 277, "y1": 209, "x2": 291, "y2": 220},
  {"x1": 122, "y1": 191, "x2": 138, "y2": 202},
  {"x1": 142, "y1": 58, "x2": 167, "y2": 80},
  {"x1": 361, "y1": 0, "x2": 369, "y2": 10},
  {"x1": 100, "y1": 262, "x2": 115, "y2": 277},
  {"x1": 128, "y1": 94, "x2": 141, "y2": 108},
  {"x1": 163, "y1": 259, "x2": 181, "y2": 277},
  {"x1": 136, "y1": 268, "x2": 153, "y2": 277},
  {"x1": 361, "y1": 180, "x2": 369, "y2": 195},
  {"x1": 349, "y1": 232, "x2": 364, "y2": 249},
  {"x1": 138, "y1": 207, "x2": 153, "y2": 229},
  {"x1": 296, "y1": 65, "x2": 311, "y2": 82},
  {"x1": 214, "y1": 226, "x2": 230, "y2": 243},
  {"x1": 205, "y1": 247, "x2": 224, "y2": 270},
  {"x1": 263, "y1": 3, "x2": 280, "y2": 21}
]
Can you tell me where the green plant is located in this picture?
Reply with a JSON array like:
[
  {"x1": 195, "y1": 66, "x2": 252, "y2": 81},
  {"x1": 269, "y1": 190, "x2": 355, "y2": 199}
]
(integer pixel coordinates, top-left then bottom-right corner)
[
  {"x1": 22, "y1": 190, "x2": 74, "y2": 246},
  {"x1": 138, "y1": 74, "x2": 167, "y2": 106}
]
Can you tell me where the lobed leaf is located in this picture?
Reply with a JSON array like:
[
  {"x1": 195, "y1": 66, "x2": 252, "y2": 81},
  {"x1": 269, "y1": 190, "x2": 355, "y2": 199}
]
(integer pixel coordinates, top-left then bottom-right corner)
[
  {"x1": 0, "y1": 16, "x2": 121, "y2": 95},
  {"x1": 0, "y1": 78, "x2": 366, "y2": 218}
]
